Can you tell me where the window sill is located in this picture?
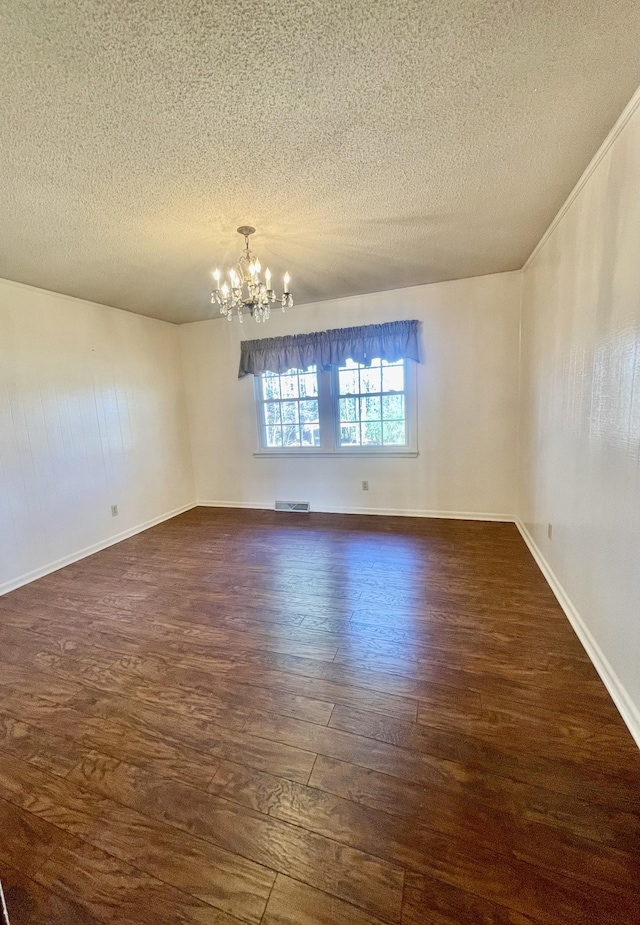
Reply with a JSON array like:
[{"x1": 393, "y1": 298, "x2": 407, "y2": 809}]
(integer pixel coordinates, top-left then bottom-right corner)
[{"x1": 253, "y1": 450, "x2": 419, "y2": 458}]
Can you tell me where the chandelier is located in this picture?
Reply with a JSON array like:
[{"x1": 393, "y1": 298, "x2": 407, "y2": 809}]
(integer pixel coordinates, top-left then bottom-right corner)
[{"x1": 211, "y1": 226, "x2": 293, "y2": 323}]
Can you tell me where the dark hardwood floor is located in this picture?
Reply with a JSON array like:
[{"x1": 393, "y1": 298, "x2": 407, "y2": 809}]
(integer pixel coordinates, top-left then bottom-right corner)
[{"x1": 0, "y1": 507, "x2": 638, "y2": 924}]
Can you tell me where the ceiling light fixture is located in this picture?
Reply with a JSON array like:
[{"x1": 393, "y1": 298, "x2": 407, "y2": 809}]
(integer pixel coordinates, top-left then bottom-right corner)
[{"x1": 211, "y1": 226, "x2": 293, "y2": 323}]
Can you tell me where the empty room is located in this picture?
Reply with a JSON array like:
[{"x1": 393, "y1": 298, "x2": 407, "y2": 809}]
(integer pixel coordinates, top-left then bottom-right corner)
[{"x1": 1, "y1": 2, "x2": 639, "y2": 923}]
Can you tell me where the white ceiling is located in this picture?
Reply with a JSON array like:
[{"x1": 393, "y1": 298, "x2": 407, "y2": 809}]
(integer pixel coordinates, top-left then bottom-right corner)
[{"x1": 1, "y1": 1, "x2": 639, "y2": 324}]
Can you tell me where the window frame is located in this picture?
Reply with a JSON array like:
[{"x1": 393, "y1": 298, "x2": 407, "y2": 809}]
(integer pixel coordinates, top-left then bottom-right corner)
[{"x1": 253, "y1": 358, "x2": 418, "y2": 457}]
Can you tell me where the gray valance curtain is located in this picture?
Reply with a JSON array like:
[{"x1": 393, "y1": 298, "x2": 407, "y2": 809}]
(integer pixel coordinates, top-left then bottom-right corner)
[{"x1": 238, "y1": 319, "x2": 420, "y2": 378}]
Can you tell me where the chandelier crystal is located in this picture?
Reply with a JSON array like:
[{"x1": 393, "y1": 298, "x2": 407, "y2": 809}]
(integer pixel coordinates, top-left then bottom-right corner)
[{"x1": 211, "y1": 226, "x2": 293, "y2": 323}]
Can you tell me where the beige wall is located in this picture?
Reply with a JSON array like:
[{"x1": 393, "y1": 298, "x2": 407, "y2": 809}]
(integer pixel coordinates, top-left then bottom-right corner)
[
  {"x1": 519, "y1": 90, "x2": 640, "y2": 744},
  {"x1": 179, "y1": 272, "x2": 521, "y2": 519},
  {"x1": 0, "y1": 279, "x2": 194, "y2": 593}
]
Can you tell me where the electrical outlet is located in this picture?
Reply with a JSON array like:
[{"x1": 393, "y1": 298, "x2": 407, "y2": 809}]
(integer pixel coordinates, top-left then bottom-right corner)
[
  {"x1": 361, "y1": 480, "x2": 369, "y2": 491},
  {"x1": 547, "y1": 523, "x2": 553, "y2": 540},
  {"x1": 111, "y1": 504, "x2": 118, "y2": 517}
]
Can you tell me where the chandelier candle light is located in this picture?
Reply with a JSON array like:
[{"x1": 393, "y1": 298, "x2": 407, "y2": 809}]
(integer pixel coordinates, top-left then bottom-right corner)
[{"x1": 211, "y1": 226, "x2": 293, "y2": 323}]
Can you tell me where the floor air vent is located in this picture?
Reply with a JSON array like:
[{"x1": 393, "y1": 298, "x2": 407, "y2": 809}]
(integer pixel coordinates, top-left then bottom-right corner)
[{"x1": 274, "y1": 501, "x2": 311, "y2": 513}]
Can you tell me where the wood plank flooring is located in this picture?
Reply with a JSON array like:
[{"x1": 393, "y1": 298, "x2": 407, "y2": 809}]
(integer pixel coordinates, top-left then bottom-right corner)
[{"x1": 0, "y1": 507, "x2": 638, "y2": 924}]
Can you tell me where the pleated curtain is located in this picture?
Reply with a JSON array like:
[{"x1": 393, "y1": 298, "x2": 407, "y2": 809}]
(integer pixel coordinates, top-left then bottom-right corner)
[{"x1": 238, "y1": 320, "x2": 420, "y2": 378}]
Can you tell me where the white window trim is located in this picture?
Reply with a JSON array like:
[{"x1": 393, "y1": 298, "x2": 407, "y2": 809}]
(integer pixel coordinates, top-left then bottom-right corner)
[{"x1": 253, "y1": 359, "x2": 418, "y2": 458}]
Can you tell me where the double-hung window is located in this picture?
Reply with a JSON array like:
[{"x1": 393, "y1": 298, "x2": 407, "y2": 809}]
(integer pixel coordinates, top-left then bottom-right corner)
[{"x1": 255, "y1": 357, "x2": 417, "y2": 456}]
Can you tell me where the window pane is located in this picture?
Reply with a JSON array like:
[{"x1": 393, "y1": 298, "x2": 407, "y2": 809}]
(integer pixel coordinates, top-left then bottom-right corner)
[
  {"x1": 299, "y1": 400, "x2": 319, "y2": 423},
  {"x1": 264, "y1": 425, "x2": 283, "y2": 447},
  {"x1": 339, "y1": 397, "x2": 358, "y2": 422},
  {"x1": 382, "y1": 394, "x2": 404, "y2": 420},
  {"x1": 362, "y1": 421, "x2": 383, "y2": 445},
  {"x1": 282, "y1": 424, "x2": 301, "y2": 446},
  {"x1": 264, "y1": 401, "x2": 281, "y2": 425},
  {"x1": 262, "y1": 373, "x2": 281, "y2": 400},
  {"x1": 339, "y1": 367, "x2": 359, "y2": 395},
  {"x1": 299, "y1": 373, "x2": 318, "y2": 397},
  {"x1": 301, "y1": 423, "x2": 321, "y2": 447},
  {"x1": 382, "y1": 362, "x2": 404, "y2": 392},
  {"x1": 383, "y1": 420, "x2": 406, "y2": 445},
  {"x1": 340, "y1": 423, "x2": 360, "y2": 446},
  {"x1": 360, "y1": 395, "x2": 381, "y2": 421},
  {"x1": 280, "y1": 401, "x2": 299, "y2": 425},
  {"x1": 360, "y1": 365, "x2": 381, "y2": 393},
  {"x1": 279, "y1": 375, "x2": 299, "y2": 399}
]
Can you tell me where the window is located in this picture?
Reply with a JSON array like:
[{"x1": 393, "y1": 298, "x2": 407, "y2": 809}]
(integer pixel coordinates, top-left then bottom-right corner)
[
  {"x1": 258, "y1": 366, "x2": 320, "y2": 448},
  {"x1": 336, "y1": 358, "x2": 406, "y2": 447},
  {"x1": 254, "y1": 358, "x2": 416, "y2": 455}
]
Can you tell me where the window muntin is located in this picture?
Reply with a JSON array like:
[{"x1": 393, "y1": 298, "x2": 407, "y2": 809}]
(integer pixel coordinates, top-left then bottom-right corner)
[
  {"x1": 337, "y1": 358, "x2": 407, "y2": 447},
  {"x1": 259, "y1": 366, "x2": 320, "y2": 448}
]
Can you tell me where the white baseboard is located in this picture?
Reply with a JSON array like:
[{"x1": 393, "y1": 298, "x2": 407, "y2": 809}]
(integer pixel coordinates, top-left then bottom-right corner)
[
  {"x1": 0, "y1": 500, "x2": 509, "y2": 599},
  {"x1": 516, "y1": 520, "x2": 640, "y2": 750},
  {"x1": 196, "y1": 500, "x2": 514, "y2": 521},
  {"x1": 0, "y1": 502, "x2": 197, "y2": 597}
]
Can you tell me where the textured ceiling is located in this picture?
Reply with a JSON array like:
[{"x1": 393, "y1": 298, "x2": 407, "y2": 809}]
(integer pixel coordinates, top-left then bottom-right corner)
[{"x1": 1, "y1": 1, "x2": 639, "y2": 324}]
